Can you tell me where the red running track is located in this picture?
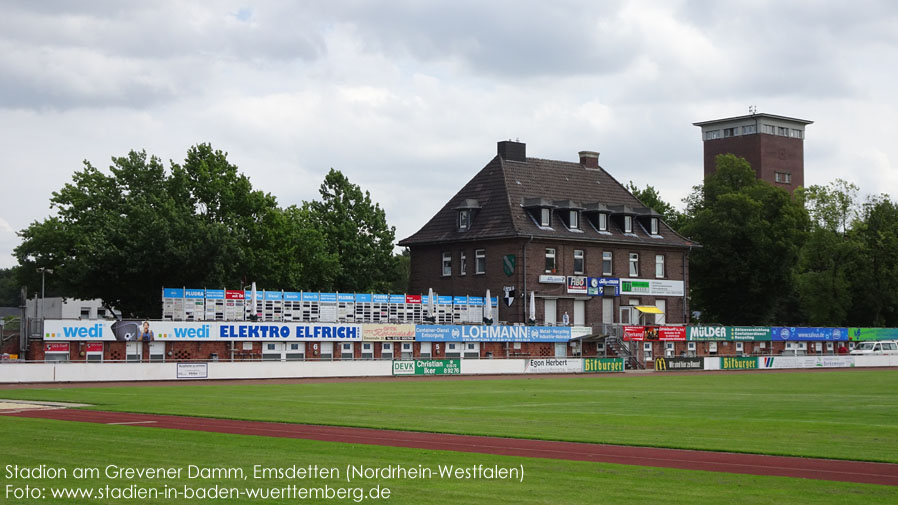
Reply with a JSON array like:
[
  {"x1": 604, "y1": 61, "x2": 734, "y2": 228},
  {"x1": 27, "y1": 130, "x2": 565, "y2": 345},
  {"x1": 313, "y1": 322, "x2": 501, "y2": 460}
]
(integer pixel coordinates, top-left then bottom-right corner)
[{"x1": 4, "y1": 408, "x2": 897, "y2": 486}]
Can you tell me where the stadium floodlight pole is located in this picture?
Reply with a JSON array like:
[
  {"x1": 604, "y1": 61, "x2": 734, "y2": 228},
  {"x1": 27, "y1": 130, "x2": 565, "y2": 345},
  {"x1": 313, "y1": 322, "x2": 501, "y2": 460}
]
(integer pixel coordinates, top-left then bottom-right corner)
[{"x1": 37, "y1": 267, "x2": 53, "y2": 321}]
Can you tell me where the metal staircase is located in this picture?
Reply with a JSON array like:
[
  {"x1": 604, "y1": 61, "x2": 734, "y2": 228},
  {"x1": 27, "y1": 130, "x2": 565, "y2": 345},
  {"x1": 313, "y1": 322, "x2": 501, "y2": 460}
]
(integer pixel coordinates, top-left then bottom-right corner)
[{"x1": 605, "y1": 335, "x2": 643, "y2": 370}]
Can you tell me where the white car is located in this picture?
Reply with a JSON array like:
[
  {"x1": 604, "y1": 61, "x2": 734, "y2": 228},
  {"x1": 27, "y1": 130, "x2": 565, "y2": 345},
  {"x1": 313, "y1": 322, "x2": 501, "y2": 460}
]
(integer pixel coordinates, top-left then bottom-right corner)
[{"x1": 850, "y1": 340, "x2": 898, "y2": 355}]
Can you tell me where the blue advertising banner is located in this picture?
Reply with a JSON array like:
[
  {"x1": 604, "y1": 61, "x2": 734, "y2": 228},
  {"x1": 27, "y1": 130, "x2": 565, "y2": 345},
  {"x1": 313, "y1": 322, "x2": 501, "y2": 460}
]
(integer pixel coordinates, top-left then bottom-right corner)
[
  {"x1": 205, "y1": 289, "x2": 225, "y2": 299},
  {"x1": 437, "y1": 296, "x2": 453, "y2": 305},
  {"x1": 320, "y1": 293, "x2": 338, "y2": 303},
  {"x1": 302, "y1": 292, "x2": 319, "y2": 301},
  {"x1": 185, "y1": 289, "x2": 205, "y2": 299},
  {"x1": 372, "y1": 294, "x2": 390, "y2": 303},
  {"x1": 389, "y1": 294, "x2": 406, "y2": 304},
  {"x1": 587, "y1": 277, "x2": 620, "y2": 296},
  {"x1": 771, "y1": 327, "x2": 849, "y2": 341},
  {"x1": 468, "y1": 297, "x2": 484, "y2": 306},
  {"x1": 453, "y1": 296, "x2": 468, "y2": 305},
  {"x1": 415, "y1": 325, "x2": 571, "y2": 342},
  {"x1": 355, "y1": 294, "x2": 372, "y2": 303},
  {"x1": 163, "y1": 288, "x2": 184, "y2": 298},
  {"x1": 337, "y1": 293, "x2": 355, "y2": 302},
  {"x1": 284, "y1": 292, "x2": 301, "y2": 301},
  {"x1": 264, "y1": 291, "x2": 283, "y2": 301}
]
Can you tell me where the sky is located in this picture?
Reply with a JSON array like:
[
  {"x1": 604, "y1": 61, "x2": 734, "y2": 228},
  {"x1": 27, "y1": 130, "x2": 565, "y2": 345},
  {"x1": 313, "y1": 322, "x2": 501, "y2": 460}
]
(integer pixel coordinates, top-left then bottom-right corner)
[{"x1": 1, "y1": 1, "x2": 896, "y2": 269}]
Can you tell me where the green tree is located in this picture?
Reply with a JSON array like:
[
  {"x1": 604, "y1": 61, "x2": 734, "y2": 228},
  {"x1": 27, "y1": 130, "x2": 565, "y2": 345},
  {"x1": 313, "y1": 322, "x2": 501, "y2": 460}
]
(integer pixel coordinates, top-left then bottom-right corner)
[
  {"x1": 305, "y1": 169, "x2": 397, "y2": 293},
  {"x1": 626, "y1": 181, "x2": 686, "y2": 231},
  {"x1": 680, "y1": 154, "x2": 809, "y2": 325},
  {"x1": 15, "y1": 144, "x2": 336, "y2": 317},
  {"x1": 0, "y1": 267, "x2": 23, "y2": 306},
  {"x1": 795, "y1": 180, "x2": 862, "y2": 325},
  {"x1": 848, "y1": 195, "x2": 898, "y2": 326}
]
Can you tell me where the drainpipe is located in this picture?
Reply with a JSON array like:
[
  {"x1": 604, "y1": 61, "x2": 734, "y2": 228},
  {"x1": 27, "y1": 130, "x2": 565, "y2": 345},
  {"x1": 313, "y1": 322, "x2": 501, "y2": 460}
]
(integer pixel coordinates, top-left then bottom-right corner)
[
  {"x1": 684, "y1": 246, "x2": 692, "y2": 323},
  {"x1": 522, "y1": 235, "x2": 533, "y2": 323}
]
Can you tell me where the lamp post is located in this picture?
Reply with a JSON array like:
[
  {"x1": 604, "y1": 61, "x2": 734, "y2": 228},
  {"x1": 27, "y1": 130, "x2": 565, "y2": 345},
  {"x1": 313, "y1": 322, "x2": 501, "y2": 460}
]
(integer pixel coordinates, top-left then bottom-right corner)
[{"x1": 36, "y1": 267, "x2": 53, "y2": 321}]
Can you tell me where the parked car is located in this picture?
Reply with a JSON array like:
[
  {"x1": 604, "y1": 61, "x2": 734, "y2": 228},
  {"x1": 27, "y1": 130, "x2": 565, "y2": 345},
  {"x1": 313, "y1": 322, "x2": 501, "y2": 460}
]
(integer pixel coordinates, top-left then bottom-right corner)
[{"x1": 849, "y1": 340, "x2": 898, "y2": 355}]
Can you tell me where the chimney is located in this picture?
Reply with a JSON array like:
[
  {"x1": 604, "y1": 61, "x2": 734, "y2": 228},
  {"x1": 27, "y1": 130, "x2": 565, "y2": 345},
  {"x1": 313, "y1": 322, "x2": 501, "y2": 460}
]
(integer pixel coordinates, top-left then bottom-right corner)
[
  {"x1": 497, "y1": 140, "x2": 526, "y2": 162},
  {"x1": 579, "y1": 151, "x2": 599, "y2": 168}
]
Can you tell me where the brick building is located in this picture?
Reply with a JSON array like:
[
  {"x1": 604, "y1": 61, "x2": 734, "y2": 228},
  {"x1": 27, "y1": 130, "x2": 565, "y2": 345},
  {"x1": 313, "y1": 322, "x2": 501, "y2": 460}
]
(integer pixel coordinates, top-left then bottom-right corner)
[
  {"x1": 693, "y1": 112, "x2": 812, "y2": 194},
  {"x1": 399, "y1": 141, "x2": 697, "y2": 331}
]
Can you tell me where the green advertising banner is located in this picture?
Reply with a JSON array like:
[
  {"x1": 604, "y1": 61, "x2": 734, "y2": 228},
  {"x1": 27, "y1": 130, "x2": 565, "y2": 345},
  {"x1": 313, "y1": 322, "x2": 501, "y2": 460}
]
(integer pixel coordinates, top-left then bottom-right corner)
[
  {"x1": 687, "y1": 326, "x2": 771, "y2": 341},
  {"x1": 848, "y1": 328, "x2": 898, "y2": 341},
  {"x1": 720, "y1": 356, "x2": 759, "y2": 370},
  {"x1": 583, "y1": 358, "x2": 625, "y2": 373},
  {"x1": 392, "y1": 359, "x2": 461, "y2": 376},
  {"x1": 729, "y1": 327, "x2": 772, "y2": 341}
]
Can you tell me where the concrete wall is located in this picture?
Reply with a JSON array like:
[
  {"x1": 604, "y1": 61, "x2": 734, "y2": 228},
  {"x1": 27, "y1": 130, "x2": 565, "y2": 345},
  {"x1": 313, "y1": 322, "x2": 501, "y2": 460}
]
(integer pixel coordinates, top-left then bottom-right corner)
[{"x1": 1, "y1": 355, "x2": 895, "y2": 384}]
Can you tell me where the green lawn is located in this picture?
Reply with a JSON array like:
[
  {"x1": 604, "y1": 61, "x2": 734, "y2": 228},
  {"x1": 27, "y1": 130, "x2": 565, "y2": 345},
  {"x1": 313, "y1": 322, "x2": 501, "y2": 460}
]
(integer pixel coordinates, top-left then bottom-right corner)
[
  {"x1": 3, "y1": 370, "x2": 897, "y2": 462},
  {"x1": 1, "y1": 416, "x2": 895, "y2": 505}
]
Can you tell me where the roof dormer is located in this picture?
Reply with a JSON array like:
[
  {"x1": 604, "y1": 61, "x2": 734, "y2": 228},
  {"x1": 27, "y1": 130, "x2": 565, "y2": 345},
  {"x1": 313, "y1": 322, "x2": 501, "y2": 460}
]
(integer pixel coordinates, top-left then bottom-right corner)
[
  {"x1": 553, "y1": 199, "x2": 584, "y2": 231},
  {"x1": 583, "y1": 202, "x2": 612, "y2": 232},
  {"x1": 454, "y1": 199, "x2": 481, "y2": 232},
  {"x1": 523, "y1": 197, "x2": 557, "y2": 228}
]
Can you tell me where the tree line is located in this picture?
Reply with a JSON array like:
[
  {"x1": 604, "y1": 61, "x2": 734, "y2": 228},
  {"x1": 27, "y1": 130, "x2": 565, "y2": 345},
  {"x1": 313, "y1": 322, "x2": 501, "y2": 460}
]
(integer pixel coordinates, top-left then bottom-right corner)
[
  {"x1": 631, "y1": 154, "x2": 898, "y2": 327},
  {"x1": 6, "y1": 144, "x2": 407, "y2": 317}
]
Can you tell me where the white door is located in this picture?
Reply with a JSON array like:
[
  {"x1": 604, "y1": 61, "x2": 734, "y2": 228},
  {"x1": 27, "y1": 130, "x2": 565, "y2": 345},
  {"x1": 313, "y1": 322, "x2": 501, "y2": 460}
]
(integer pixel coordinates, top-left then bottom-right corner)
[
  {"x1": 573, "y1": 300, "x2": 585, "y2": 326},
  {"x1": 602, "y1": 298, "x2": 614, "y2": 325},
  {"x1": 544, "y1": 299, "x2": 556, "y2": 325},
  {"x1": 655, "y1": 299, "x2": 666, "y2": 325},
  {"x1": 554, "y1": 342, "x2": 566, "y2": 357}
]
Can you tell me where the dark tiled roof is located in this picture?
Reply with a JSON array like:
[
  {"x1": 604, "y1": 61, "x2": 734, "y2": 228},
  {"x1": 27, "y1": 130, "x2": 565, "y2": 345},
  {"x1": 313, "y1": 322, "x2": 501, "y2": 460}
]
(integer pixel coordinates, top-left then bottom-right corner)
[{"x1": 399, "y1": 153, "x2": 696, "y2": 249}]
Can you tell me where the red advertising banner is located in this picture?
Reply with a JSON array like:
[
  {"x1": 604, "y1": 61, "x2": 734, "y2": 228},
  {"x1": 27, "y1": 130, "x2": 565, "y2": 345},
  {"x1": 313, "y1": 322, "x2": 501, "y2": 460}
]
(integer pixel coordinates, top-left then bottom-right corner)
[
  {"x1": 44, "y1": 343, "x2": 70, "y2": 352},
  {"x1": 84, "y1": 343, "x2": 104, "y2": 353},
  {"x1": 405, "y1": 295, "x2": 422, "y2": 304},
  {"x1": 226, "y1": 290, "x2": 245, "y2": 300},
  {"x1": 623, "y1": 326, "x2": 686, "y2": 341},
  {"x1": 658, "y1": 326, "x2": 687, "y2": 341},
  {"x1": 623, "y1": 326, "x2": 645, "y2": 341}
]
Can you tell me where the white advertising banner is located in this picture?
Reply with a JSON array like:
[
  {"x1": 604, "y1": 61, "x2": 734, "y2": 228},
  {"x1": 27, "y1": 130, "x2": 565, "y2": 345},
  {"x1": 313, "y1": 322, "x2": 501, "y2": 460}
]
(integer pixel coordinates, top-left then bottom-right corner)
[
  {"x1": 43, "y1": 320, "x2": 362, "y2": 342},
  {"x1": 758, "y1": 356, "x2": 855, "y2": 369},
  {"x1": 620, "y1": 279, "x2": 685, "y2": 297},
  {"x1": 523, "y1": 358, "x2": 583, "y2": 374}
]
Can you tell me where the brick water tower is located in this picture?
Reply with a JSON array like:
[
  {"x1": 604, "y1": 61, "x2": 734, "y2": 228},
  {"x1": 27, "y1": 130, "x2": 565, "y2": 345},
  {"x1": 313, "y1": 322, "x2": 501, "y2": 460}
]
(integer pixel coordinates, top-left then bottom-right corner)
[{"x1": 693, "y1": 110, "x2": 812, "y2": 194}]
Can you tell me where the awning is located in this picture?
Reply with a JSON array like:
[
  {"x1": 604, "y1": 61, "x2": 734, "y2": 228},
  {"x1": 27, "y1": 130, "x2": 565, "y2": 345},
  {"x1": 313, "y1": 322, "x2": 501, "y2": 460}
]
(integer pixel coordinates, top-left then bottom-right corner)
[{"x1": 634, "y1": 306, "x2": 664, "y2": 314}]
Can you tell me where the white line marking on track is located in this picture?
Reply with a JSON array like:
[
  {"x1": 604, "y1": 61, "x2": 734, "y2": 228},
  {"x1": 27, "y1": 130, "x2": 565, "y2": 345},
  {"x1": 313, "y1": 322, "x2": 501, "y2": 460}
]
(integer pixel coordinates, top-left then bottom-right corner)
[{"x1": 106, "y1": 421, "x2": 157, "y2": 425}]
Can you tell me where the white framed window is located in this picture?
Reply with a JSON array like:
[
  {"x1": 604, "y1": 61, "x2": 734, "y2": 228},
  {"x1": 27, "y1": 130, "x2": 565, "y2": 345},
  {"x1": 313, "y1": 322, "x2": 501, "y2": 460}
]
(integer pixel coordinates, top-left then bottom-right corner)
[
  {"x1": 762, "y1": 124, "x2": 775, "y2": 134},
  {"x1": 687, "y1": 342, "x2": 696, "y2": 351},
  {"x1": 775, "y1": 172, "x2": 792, "y2": 184},
  {"x1": 790, "y1": 129, "x2": 803, "y2": 139},
  {"x1": 458, "y1": 209, "x2": 470, "y2": 230},
  {"x1": 723, "y1": 127, "x2": 736, "y2": 138},
  {"x1": 573, "y1": 250, "x2": 584, "y2": 274},
  {"x1": 475, "y1": 249, "x2": 486, "y2": 274},
  {"x1": 623, "y1": 215, "x2": 633, "y2": 233},
  {"x1": 569, "y1": 210, "x2": 579, "y2": 230},
  {"x1": 598, "y1": 213, "x2": 608, "y2": 231},
  {"x1": 644, "y1": 342, "x2": 652, "y2": 351},
  {"x1": 629, "y1": 253, "x2": 639, "y2": 277},
  {"x1": 441, "y1": 252, "x2": 451, "y2": 276},
  {"x1": 460, "y1": 252, "x2": 467, "y2": 276},
  {"x1": 705, "y1": 130, "x2": 721, "y2": 140},
  {"x1": 777, "y1": 126, "x2": 788, "y2": 136},
  {"x1": 545, "y1": 248, "x2": 556, "y2": 273},
  {"x1": 742, "y1": 124, "x2": 757, "y2": 134},
  {"x1": 80, "y1": 307, "x2": 91, "y2": 319},
  {"x1": 540, "y1": 208, "x2": 551, "y2": 226},
  {"x1": 655, "y1": 254, "x2": 665, "y2": 278},
  {"x1": 602, "y1": 251, "x2": 612, "y2": 276},
  {"x1": 736, "y1": 342, "x2": 744, "y2": 353},
  {"x1": 650, "y1": 218, "x2": 659, "y2": 236},
  {"x1": 665, "y1": 342, "x2": 675, "y2": 350}
]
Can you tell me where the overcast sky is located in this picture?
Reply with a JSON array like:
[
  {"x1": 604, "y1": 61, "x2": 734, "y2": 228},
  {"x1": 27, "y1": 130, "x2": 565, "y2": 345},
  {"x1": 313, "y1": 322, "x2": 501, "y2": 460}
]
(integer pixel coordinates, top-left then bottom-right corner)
[{"x1": 1, "y1": 1, "x2": 896, "y2": 269}]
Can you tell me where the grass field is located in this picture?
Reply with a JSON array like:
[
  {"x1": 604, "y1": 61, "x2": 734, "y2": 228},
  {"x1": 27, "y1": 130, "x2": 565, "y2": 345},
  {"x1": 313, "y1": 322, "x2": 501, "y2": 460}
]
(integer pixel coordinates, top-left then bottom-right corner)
[
  {"x1": 2, "y1": 370, "x2": 897, "y2": 462},
  {"x1": 2, "y1": 416, "x2": 896, "y2": 505}
]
